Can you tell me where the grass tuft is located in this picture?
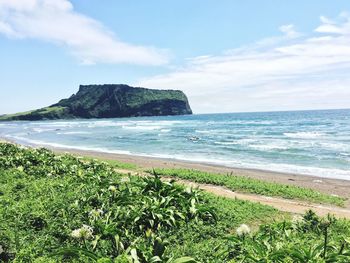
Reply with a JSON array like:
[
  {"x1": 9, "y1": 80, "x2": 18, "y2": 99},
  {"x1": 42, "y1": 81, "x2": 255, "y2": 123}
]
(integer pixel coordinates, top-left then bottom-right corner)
[{"x1": 149, "y1": 168, "x2": 345, "y2": 206}]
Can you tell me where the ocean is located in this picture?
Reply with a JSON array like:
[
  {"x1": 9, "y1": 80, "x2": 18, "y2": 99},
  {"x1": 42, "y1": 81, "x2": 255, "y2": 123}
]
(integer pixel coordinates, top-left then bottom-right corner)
[{"x1": 1, "y1": 109, "x2": 350, "y2": 180}]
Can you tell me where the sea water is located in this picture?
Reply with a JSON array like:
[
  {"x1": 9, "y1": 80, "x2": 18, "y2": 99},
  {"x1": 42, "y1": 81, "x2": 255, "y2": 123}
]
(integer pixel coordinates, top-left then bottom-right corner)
[{"x1": 1, "y1": 109, "x2": 350, "y2": 180}]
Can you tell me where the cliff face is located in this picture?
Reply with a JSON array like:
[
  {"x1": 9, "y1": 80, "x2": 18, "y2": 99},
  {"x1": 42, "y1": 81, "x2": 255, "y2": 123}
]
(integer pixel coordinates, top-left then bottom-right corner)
[{"x1": 0, "y1": 84, "x2": 192, "y2": 121}]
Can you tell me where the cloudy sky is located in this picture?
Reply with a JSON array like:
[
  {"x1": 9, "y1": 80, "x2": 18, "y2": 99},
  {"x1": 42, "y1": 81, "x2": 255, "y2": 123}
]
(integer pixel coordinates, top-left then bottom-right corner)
[{"x1": 0, "y1": 0, "x2": 350, "y2": 114}]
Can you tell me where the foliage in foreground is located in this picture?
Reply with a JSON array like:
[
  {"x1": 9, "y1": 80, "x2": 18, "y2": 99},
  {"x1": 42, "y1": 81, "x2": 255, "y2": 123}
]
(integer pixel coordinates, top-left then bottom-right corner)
[
  {"x1": 2, "y1": 143, "x2": 350, "y2": 262},
  {"x1": 0, "y1": 143, "x2": 277, "y2": 262},
  {"x1": 0, "y1": 143, "x2": 203, "y2": 262},
  {"x1": 150, "y1": 168, "x2": 345, "y2": 206},
  {"x1": 81, "y1": 156, "x2": 138, "y2": 170},
  {"x1": 224, "y1": 210, "x2": 350, "y2": 262}
]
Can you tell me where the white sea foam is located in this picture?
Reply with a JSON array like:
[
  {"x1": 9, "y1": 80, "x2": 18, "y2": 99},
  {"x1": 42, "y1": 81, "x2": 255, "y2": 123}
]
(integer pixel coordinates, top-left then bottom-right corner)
[
  {"x1": 214, "y1": 141, "x2": 238, "y2": 145},
  {"x1": 87, "y1": 121, "x2": 122, "y2": 128},
  {"x1": 122, "y1": 125, "x2": 163, "y2": 131},
  {"x1": 5, "y1": 133, "x2": 350, "y2": 180},
  {"x1": 195, "y1": 130, "x2": 212, "y2": 134},
  {"x1": 5, "y1": 135, "x2": 132, "y2": 155},
  {"x1": 85, "y1": 120, "x2": 183, "y2": 129},
  {"x1": 3, "y1": 111, "x2": 350, "y2": 181},
  {"x1": 236, "y1": 139, "x2": 257, "y2": 145},
  {"x1": 57, "y1": 131, "x2": 92, "y2": 135},
  {"x1": 284, "y1": 132, "x2": 326, "y2": 139},
  {"x1": 32, "y1": 128, "x2": 55, "y2": 133},
  {"x1": 33, "y1": 121, "x2": 82, "y2": 128},
  {"x1": 136, "y1": 153, "x2": 350, "y2": 180},
  {"x1": 232, "y1": 120, "x2": 277, "y2": 125},
  {"x1": 247, "y1": 163, "x2": 350, "y2": 180},
  {"x1": 249, "y1": 144, "x2": 288, "y2": 151},
  {"x1": 319, "y1": 142, "x2": 350, "y2": 152}
]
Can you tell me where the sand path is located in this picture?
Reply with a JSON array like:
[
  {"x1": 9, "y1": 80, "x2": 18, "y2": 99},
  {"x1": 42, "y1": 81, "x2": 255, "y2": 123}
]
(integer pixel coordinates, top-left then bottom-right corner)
[
  {"x1": 53, "y1": 147, "x2": 350, "y2": 207},
  {"x1": 116, "y1": 169, "x2": 350, "y2": 219}
]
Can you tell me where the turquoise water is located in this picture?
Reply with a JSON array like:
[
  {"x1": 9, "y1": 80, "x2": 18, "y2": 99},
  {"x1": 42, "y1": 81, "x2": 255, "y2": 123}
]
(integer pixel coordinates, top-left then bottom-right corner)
[{"x1": 1, "y1": 109, "x2": 350, "y2": 179}]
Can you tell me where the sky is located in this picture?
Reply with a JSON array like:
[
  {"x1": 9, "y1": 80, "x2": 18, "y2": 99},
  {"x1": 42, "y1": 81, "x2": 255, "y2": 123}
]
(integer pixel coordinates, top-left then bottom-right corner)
[{"x1": 1, "y1": 1, "x2": 350, "y2": 114}]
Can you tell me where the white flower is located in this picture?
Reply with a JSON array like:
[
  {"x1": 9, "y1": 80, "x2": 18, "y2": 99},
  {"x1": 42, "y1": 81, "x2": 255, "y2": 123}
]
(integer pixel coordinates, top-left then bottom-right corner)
[
  {"x1": 0, "y1": 245, "x2": 3, "y2": 254},
  {"x1": 292, "y1": 215, "x2": 304, "y2": 224},
  {"x1": 70, "y1": 200, "x2": 79, "y2": 208},
  {"x1": 120, "y1": 177, "x2": 130, "y2": 183},
  {"x1": 89, "y1": 209, "x2": 103, "y2": 219},
  {"x1": 236, "y1": 224, "x2": 251, "y2": 237},
  {"x1": 185, "y1": 187, "x2": 193, "y2": 194},
  {"x1": 71, "y1": 224, "x2": 94, "y2": 240},
  {"x1": 108, "y1": 185, "x2": 117, "y2": 192}
]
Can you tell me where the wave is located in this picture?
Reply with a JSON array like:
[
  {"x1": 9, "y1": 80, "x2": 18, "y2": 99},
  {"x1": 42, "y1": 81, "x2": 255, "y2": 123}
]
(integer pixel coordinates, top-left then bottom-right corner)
[
  {"x1": 86, "y1": 120, "x2": 183, "y2": 129},
  {"x1": 32, "y1": 128, "x2": 57, "y2": 133},
  {"x1": 5, "y1": 135, "x2": 132, "y2": 155},
  {"x1": 141, "y1": 152, "x2": 350, "y2": 180},
  {"x1": 215, "y1": 140, "x2": 289, "y2": 151},
  {"x1": 214, "y1": 141, "x2": 238, "y2": 145},
  {"x1": 122, "y1": 125, "x2": 163, "y2": 131},
  {"x1": 4, "y1": 134, "x2": 350, "y2": 180},
  {"x1": 32, "y1": 121, "x2": 82, "y2": 128},
  {"x1": 195, "y1": 130, "x2": 212, "y2": 134},
  {"x1": 283, "y1": 132, "x2": 326, "y2": 139},
  {"x1": 318, "y1": 142, "x2": 350, "y2": 152},
  {"x1": 249, "y1": 144, "x2": 289, "y2": 151},
  {"x1": 247, "y1": 163, "x2": 350, "y2": 180},
  {"x1": 57, "y1": 131, "x2": 92, "y2": 135},
  {"x1": 214, "y1": 139, "x2": 259, "y2": 147}
]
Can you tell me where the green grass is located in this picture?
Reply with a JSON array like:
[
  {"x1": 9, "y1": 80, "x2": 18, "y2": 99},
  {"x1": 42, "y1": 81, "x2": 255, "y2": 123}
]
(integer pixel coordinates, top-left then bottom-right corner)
[
  {"x1": 0, "y1": 143, "x2": 278, "y2": 262},
  {"x1": 36, "y1": 106, "x2": 67, "y2": 114},
  {"x1": 103, "y1": 159, "x2": 138, "y2": 170},
  {"x1": 0, "y1": 110, "x2": 34, "y2": 120},
  {"x1": 149, "y1": 168, "x2": 345, "y2": 207},
  {"x1": 79, "y1": 156, "x2": 138, "y2": 170},
  {"x1": 0, "y1": 106, "x2": 68, "y2": 121},
  {"x1": 2, "y1": 142, "x2": 350, "y2": 262}
]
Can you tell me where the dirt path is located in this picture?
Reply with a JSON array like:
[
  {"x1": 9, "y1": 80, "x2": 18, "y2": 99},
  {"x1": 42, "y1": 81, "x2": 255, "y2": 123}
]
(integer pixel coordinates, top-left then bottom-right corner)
[
  {"x1": 51, "y1": 146, "x2": 350, "y2": 207},
  {"x1": 116, "y1": 169, "x2": 350, "y2": 219},
  {"x1": 186, "y1": 181, "x2": 350, "y2": 218}
]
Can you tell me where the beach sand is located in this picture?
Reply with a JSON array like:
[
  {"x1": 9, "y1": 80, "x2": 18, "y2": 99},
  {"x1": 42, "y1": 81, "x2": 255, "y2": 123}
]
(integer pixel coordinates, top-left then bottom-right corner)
[
  {"x1": 2, "y1": 137, "x2": 350, "y2": 206},
  {"x1": 51, "y1": 146, "x2": 350, "y2": 205}
]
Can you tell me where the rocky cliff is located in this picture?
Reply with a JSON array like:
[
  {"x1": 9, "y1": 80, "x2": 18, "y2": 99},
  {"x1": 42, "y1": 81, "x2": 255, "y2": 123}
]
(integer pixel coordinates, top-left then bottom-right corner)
[{"x1": 0, "y1": 84, "x2": 192, "y2": 121}]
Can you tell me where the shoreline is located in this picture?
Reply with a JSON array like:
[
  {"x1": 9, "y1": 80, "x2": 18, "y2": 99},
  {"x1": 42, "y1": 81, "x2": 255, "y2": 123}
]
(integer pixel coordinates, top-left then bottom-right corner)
[{"x1": 2, "y1": 137, "x2": 350, "y2": 203}]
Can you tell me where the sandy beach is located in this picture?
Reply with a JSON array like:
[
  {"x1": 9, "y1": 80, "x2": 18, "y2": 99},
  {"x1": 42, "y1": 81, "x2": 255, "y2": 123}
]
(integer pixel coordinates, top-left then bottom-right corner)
[
  {"x1": 2, "y1": 136, "x2": 350, "y2": 206},
  {"x1": 10, "y1": 139, "x2": 346, "y2": 205}
]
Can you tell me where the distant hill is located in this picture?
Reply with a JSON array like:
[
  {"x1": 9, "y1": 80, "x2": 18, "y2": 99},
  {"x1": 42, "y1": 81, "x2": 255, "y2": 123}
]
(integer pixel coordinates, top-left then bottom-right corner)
[{"x1": 0, "y1": 84, "x2": 192, "y2": 121}]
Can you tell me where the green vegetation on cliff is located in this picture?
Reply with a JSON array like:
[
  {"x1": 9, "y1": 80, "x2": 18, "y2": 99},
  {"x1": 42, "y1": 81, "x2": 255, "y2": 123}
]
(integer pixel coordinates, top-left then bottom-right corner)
[{"x1": 0, "y1": 84, "x2": 192, "y2": 121}]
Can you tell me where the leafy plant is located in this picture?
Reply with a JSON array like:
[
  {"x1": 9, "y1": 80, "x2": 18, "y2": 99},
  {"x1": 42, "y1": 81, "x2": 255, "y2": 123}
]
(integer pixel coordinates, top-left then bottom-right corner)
[{"x1": 2, "y1": 143, "x2": 349, "y2": 262}]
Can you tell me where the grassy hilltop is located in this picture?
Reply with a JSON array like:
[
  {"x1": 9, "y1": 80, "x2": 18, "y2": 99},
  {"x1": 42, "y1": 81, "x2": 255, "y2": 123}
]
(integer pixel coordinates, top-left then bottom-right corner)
[{"x1": 0, "y1": 84, "x2": 192, "y2": 121}]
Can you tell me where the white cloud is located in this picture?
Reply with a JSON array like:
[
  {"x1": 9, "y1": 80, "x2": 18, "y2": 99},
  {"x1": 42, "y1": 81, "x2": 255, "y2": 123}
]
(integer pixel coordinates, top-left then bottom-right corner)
[
  {"x1": 138, "y1": 13, "x2": 350, "y2": 113},
  {"x1": 279, "y1": 24, "x2": 301, "y2": 39},
  {"x1": 315, "y1": 13, "x2": 350, "y2": 35},
  {"x1": 0, "y1": 0, "x2": 168, "y2": 65}
]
